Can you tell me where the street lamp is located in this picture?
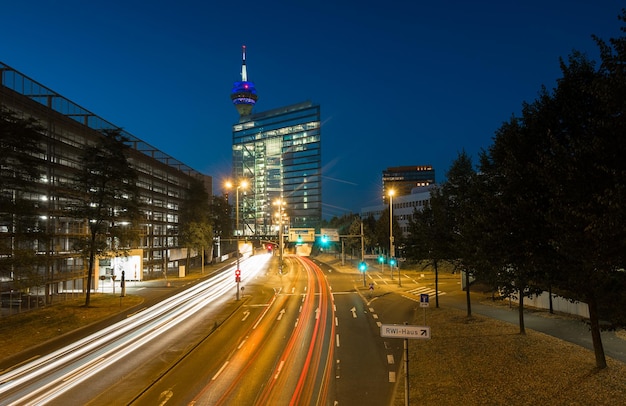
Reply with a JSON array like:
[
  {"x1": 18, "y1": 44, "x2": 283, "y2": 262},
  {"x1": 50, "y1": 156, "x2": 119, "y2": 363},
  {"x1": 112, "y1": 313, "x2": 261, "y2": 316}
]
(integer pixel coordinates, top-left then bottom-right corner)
[
  {"x1": 274, "y1": 199, "x2": 286, "y2": 274},
  {"x1": 225, "y1": 179, "x2": 248, "y2": 300},
  {"x1": 389, "y1": 189, "x2": 395, "y2": 280}
]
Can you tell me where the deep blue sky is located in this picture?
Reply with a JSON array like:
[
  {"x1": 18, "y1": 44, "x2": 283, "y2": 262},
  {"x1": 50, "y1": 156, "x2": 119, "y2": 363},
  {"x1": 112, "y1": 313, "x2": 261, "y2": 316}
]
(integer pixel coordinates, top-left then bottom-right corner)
[{"x1": 2, "y1": 1, "x2": 623, "y2": 218}]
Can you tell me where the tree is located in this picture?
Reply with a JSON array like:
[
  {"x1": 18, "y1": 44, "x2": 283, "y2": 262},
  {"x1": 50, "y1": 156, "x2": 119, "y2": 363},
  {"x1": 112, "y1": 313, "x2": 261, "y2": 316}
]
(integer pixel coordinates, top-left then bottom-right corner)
[
  {"x1": 69, "y1": 129, "x2": 141, "y2": 307},
  {"x1": 441, "y1": 151, "x2": 480, "y2": 317},
  {"x1": 179, "y1": 177, "x2": 213, "y2": 273},
  {"x1": 0, "y1": 108, "x2": 46, "y2": 299},
  {"x1": 210, "y1": 194, "x2": 231, "y2": 239},
  {"x1": 405, "y1": 186, "x2": 453, "y2": 308},
  {"x1": 537, "y1": 49, "x2": 626, "y2": 369},
  {"x1": 478, "y1": 109, "x2": 554, "y2": 335}
]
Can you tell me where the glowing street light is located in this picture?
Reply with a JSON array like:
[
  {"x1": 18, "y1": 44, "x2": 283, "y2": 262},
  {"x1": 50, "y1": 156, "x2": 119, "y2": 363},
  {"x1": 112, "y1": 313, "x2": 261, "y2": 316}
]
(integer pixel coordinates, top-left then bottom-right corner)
[
  {"x1": 225, "y1": 179, "x2": 248, "y2": 300},
  {"x1": 389, "y1": 189, "x2": 396, "y2": 281}
]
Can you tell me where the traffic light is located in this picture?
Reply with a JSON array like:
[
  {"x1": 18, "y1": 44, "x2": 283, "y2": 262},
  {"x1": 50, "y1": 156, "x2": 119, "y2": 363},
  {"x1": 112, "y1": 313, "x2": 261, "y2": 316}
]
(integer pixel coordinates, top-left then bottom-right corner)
[
  {"x1": 358, "y1": 261, "x2": 367, "y2": 272},
  {"x1": 321, "y1": 234, "x2": 328, "y2": 244},
  {"x1": 235, "y1": 269, "x2": 241, "y2": 282},
  {"x1": 378, "y1": 255, "x2": 385, "y2": 264},
  {"x1": 267, "y1": 243, "x2": 273, "y2": 252},
  {"x1": 389, "y1": 258, "x2": 397, "y2": 267},
  {"x1": 297, "y1": 235, "x2": 303, "y2": 245}
]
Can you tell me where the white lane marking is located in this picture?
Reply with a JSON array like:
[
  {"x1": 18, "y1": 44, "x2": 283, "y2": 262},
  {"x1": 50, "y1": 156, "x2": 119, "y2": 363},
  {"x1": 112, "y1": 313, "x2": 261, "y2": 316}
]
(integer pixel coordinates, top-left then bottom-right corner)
[{"x1": 212, "y1": 361, "x2": 229, "y2": 380}]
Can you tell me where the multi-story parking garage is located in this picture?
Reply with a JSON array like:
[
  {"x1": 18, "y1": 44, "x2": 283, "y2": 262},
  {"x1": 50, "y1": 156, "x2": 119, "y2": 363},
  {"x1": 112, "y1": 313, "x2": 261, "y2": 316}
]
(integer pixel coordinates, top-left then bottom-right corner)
[{"x1": 0, "y1": 62, "x2": 211, "y2": 300}]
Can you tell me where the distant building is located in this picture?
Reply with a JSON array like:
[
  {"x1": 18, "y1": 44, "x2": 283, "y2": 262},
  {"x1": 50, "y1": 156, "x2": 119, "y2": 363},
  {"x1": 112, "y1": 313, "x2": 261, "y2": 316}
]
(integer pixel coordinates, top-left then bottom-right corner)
[
  {"x1": 0, "y1": 62, "x2": 210, "y2": 295},
  {"x1": 230, "y1": 47, "x2": 321, "y2": 235},
  {"x1": 382, "y1": 165, "x2": 435, "y2": 204},
  {"x1": 362, "y1": 185, "x2": 434, "y2": 238}
]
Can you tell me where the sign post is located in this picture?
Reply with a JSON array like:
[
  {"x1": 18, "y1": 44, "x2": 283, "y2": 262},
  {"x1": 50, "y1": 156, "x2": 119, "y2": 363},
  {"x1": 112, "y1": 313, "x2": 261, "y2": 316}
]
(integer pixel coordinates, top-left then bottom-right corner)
[{"x1": 381, "y1": 324, "x2": 431, "y2": 406}]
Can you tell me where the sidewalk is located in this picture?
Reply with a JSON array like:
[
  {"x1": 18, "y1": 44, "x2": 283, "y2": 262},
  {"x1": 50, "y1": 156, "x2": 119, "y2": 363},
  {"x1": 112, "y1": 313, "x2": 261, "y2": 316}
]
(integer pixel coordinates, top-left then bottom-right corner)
[{"x1": 314, "y1": 254, "x2": 626, "y2": 364}]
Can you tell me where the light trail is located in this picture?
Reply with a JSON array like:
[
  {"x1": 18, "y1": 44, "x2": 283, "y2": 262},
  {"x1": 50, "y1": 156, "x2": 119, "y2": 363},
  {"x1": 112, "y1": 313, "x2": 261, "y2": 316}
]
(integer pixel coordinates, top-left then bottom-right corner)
[{"x1": 0, "y1": 254, "x2": 271, "y2": 405}]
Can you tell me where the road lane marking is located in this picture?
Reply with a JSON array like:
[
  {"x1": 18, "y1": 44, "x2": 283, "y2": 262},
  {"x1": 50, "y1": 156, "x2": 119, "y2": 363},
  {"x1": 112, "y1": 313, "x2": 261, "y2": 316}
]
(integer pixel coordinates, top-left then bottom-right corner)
[
  {"x1": 212, "y1": 361, "x2": 229, "y2": 380},
  {"x1": 387, "y1": 354, "x2": 395, "y2": 364},
  {"x1": 275, "y1": 360, "x2": 285, "y2": 379},
  {"x1": 336, "y1": 334, "x2": 340, "y2": 347},
  {"x1": 389, "y1": 371, "x2": 396, "y2": 382}
]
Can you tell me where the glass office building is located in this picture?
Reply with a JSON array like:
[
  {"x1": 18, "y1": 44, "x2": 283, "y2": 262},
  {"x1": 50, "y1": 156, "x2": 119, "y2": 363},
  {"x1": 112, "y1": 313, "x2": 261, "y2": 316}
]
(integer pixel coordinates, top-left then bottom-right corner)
[
  {"x1": 382, "y1": 165, "x2": 435, "y2": 205},
  {"x1": 232, "y1": 101, "x2": 321, "y2": 235}
]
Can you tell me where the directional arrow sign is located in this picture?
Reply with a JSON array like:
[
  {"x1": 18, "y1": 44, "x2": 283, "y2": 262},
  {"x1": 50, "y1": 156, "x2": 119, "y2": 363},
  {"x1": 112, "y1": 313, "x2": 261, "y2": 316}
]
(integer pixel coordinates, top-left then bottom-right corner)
[
  {"x1": 380, "y1": 324, "x2": 431, "y2": 340},
  {"x1": 350, "y1": 307, "x2": 357, "y2": 318},
  {"x1": 277, "y1": 308, "x2": 286, "y2": 321}
]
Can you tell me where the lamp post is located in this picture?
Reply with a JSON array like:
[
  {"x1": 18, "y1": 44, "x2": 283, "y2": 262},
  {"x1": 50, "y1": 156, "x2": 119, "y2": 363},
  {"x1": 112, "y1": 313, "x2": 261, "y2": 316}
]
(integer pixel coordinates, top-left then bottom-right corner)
[
  {"x1": 225, "y1": 180, "x2": 248, "y2": 300},
  {"x1": 389, "y1": 189, "x2": 395, "y2": 280},
  {"x1": 274, "y1": 199, "x2": 286, "y2": 274}
]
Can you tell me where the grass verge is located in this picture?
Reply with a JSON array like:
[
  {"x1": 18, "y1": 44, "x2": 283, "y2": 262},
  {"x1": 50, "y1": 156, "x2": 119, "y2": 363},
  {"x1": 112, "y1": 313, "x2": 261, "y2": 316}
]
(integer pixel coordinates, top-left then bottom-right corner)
[
  {"x1": 393, "y1": 306, "x2": 626, "y2": 405},
  {"x1": 0, "y1": 294, "x2": 143, "y2": 361}
]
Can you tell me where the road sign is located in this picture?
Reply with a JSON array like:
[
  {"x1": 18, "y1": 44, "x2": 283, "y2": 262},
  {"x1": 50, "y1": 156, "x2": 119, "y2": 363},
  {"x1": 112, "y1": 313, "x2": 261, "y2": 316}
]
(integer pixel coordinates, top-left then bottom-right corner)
[
  {"x1": 380, "y1": 324, "x2": 431, "y2": 339},
  {"x1": 288, "y1": 228, "x2": 315, "y2": 242},
  {"x1": 320, "y1": 228, "x2": 339, "y2": 242},
  {"x1": 420, "y1": 293, "x2": 429, "y2": 308}
]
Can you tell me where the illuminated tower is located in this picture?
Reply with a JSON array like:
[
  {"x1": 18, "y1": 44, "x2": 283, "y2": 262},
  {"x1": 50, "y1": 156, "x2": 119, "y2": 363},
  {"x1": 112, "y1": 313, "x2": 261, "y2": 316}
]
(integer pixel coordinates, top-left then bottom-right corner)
[{"x1": 230, "y1": 45, "x2": 258, "y2": 117}]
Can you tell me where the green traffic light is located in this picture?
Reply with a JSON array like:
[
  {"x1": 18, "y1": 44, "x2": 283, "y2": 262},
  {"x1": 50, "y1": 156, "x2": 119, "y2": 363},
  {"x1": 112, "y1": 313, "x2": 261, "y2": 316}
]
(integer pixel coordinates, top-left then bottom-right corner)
[{"x1": 358, "y1": 261, "x2": 367, "y2": 272}]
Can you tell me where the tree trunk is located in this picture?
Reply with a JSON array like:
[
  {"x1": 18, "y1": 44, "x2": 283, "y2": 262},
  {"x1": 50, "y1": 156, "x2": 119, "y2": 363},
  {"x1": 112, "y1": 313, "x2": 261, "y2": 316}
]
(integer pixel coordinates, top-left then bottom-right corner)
[
  {"x1": 434, "y1": 260, "x2": 440, "y2": 308},
  {"x1": 518, "y1": 288, "x2": 526, "y2": 335},
  {"x1": 587, "y1": 292, "x2": 607, "y2": 369},
  {"x1": 465, "y1": 270, "x2": 472, "y2": 317},
  {"x1": 85, "y1": 231, "x2": 97, "y2": 307}
]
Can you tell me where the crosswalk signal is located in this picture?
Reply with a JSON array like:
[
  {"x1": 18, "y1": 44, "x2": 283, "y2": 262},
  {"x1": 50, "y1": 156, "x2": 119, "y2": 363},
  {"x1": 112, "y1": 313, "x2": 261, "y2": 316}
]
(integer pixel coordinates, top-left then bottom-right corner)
[{"x1": 235, "y1": 269, "x2": 241, "y2": 282}]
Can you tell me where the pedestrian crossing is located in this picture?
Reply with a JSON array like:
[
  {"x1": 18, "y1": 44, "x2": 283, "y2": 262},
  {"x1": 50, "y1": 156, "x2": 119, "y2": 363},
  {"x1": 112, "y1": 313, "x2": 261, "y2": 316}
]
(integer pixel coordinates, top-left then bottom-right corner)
[{"x1": 406, "y1": 286, "x2": 446, "y2": 298}]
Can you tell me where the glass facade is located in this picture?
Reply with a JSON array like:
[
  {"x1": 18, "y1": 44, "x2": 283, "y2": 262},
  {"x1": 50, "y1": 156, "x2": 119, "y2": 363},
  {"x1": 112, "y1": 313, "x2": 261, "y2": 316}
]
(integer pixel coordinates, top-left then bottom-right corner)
[
  {"x1": 382, "y1": 165, "x2": 435, "y2": 204},
  {"x1": 1, "y1": 62, "x2": 211, "y2": 296},
  {"x1": 232, "y1": 101, "x2": 321, "y2": 235}
]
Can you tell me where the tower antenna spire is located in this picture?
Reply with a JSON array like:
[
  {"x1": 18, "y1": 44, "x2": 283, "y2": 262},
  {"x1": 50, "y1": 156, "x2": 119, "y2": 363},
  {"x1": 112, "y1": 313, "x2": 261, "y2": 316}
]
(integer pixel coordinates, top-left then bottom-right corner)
[
  {"x1": 241, "y1": 45, "x2": 248, "y2": 82},
  {"x1": 231, "y1": 45, "x2": 258, "y2": 117}
]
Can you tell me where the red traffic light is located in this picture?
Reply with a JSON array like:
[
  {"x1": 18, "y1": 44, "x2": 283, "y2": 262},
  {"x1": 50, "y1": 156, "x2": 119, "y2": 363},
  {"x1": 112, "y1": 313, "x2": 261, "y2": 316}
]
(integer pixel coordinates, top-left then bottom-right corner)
[{"x1": 235, "y1": 269, "x2": 241, "y2": 277}]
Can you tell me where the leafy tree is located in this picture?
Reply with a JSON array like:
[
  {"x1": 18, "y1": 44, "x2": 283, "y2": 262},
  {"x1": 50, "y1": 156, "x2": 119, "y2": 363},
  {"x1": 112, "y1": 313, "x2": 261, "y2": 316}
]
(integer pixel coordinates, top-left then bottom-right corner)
[
  {"x1": 0, "y1": 108, "x2": 46, "y2": 296},
  {"x1": 345, "y1": 216, "x2": 364, "y2": 259},
  {"x1": 478, "y1": 108, "x2": 554, "y2": 334},
  {"x1": 441, "y1": 151, "x2": 480, "y2": 317},
  {"x1": 373, "y1": 206, "x2": 402, "y2": 258},
  {"x1": 179, "y1": 177, "x2": 213, "y2": 273},
  {"x1": 405, "y1": 186, "x2": 452, "y2": 308},
  {"x1": 210, "y1": 194, "x2": 231, "y2": 239},
  {"x1": 537, "y1": 49, "x2": 626, "y2": 369},
  {"x1": 69, "y1": 129, "x2": 141, "y2": 307}
]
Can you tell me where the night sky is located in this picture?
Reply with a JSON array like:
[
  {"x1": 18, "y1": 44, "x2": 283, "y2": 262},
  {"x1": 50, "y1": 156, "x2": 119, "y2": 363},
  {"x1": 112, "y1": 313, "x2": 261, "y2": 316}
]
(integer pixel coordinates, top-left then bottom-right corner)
[{"x1": 2, "y1": 1, "x2": 623, "y2": 218}]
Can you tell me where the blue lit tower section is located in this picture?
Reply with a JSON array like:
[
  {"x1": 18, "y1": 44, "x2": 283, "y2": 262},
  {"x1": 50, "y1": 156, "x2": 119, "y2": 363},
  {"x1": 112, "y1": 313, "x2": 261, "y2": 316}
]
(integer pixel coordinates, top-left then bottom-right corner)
[{"x1": 231, "y1": 45, "x2": 258, "y2": 117}]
